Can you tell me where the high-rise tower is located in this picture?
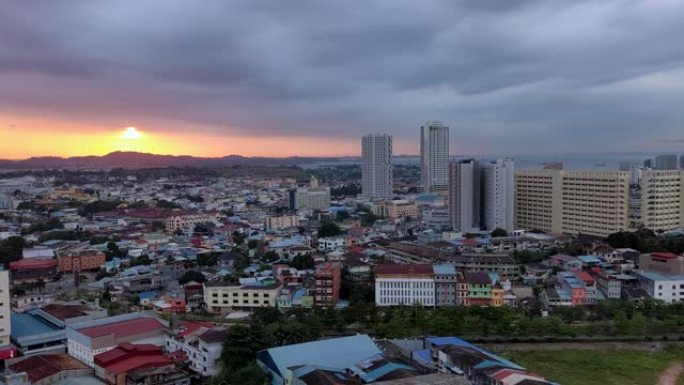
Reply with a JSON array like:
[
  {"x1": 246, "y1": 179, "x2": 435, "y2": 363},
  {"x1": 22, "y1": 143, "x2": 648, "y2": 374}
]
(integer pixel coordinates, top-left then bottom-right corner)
[
  {"x1": 420, "y1": 121, "x2": 449, "y2": 193},
  {"x1": 361, "y1": 134, "x2": 393, "y2": 199}
]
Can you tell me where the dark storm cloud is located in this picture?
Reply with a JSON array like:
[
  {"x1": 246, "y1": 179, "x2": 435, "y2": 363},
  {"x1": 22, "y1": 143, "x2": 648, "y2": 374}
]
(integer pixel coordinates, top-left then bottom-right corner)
[{"x1": 1, "y1": 0, "x2": 684, "y2": 153}]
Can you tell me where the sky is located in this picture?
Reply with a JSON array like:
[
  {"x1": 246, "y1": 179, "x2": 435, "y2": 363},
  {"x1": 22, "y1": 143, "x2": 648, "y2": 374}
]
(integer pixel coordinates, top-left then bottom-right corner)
[{"x1": 2, "y1": 0, "x2": 684, "y2": 159}]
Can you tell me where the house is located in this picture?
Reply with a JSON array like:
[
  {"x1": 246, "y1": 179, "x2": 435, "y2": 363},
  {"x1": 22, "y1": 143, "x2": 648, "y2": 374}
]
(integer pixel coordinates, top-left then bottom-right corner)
[
  {"x1": 634, "y1": 270, "x2": 684, "y2": 304},
  {"x1": 93, "y1": 343, "x2": 190, "y2": 385},
  {"x1": 164, "y1": 321, "x2": 227, "y2": 377},
  {"x1": 66, "y1": 313, "x2": 168, "y2": 367},
  {"x1": 11, "y1": 304, "x2": 108, "y2": 356},
  {"x1": 3, "y1": 353, "x2": 98, "y2": 385},
  {"x1": 375, "y1": 264, "x2": 435, "y2": 307},
  {"x1": 256, "y1": 334, "x2": 383, "y2": 385},
  {"x1": 203, "y1": 282, "x2": 281, "y2": 313},
  {"x1": 9, "y1": 259, "x2": 58, "y2": 283},
  {"x1": 464, "y1": 272, "x2": 493, "y2": 306},
  {"x1": 58, "y1": 250, "x2": 107, "y2": 273},
  {"x1": 313, "y1": 262, "x2": 342, "y2": 307},
  {"x1": 425, "y1": 336, "x2": 554, "y2": 385}
]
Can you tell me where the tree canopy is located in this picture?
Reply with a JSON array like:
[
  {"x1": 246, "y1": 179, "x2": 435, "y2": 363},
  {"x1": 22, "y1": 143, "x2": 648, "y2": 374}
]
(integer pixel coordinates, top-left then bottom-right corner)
[{"x1": 317, "y1": 221, "x2": 342, "y2": 238}]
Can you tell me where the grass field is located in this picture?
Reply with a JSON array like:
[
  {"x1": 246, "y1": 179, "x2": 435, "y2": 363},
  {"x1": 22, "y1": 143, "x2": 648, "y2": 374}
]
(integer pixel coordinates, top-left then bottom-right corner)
[{"x1": 503, "y1": 346, "x2": 684, "y2": 385}]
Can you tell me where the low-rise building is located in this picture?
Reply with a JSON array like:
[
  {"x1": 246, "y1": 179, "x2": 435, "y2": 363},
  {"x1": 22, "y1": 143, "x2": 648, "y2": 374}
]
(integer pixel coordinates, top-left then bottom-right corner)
[
  {"x1": 164, "y1": 321, "x2": 226, "y2": 377},
  {"x1": 313, "y1": 262, "x2": 342, "y2": 307},
  {"x1": 433, "y1": 264, "x2": 457, "y2": 306},
  {"x1": 595, "y1": 271, "x2": 623, "y2": 299},
  {"x1": 165, "y1": 212, "x2": 220, "y2": 233},
  {"x1": 371, "y1": 200, "x2": 418, "y2": 219},
  {"x1": 448, "y1": 254, "x2": 519, "y2": 279},
  {"x1": 66, "y1": 313, "x2": 168, "y2": 367},
  {"x1": 375, "y1": 264, "x2": 435, "y2": 307},
  {"x1": 94, "y1": 343, "x2": 189, "y2": 385},
  {"x1": 9, "y1": 259, "x2": 58, "y2": 283},
  {"x1": 316, "y1": 236, "x2": 347, "y2": 252},
  {"x1": 3, "y1": 353, "x2": 97, "y2": 385},
  {"x1": 203, "y1": 282, "x2": 281, "y2": 313},
  {"x1": 635, "y1": 270, "x2": 684, "y2": 304},
  {"x1": 265, "y1": 215, "x2": 299, "y2": 230},
  {"x1": 639, "y1": 252, "x2": 684, "y2": 275},
  {"x1": 11, "y1": 293, "x2": 55, "y2": 313},
  {"x1": 58, "y1": 250, "x2": 107, "y2": 273}
]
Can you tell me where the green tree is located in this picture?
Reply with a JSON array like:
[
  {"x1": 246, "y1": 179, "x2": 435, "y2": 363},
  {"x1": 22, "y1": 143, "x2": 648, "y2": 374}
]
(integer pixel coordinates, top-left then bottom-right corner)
[
  {"x1": 219, "y1": 324, "x2": 267, "y2": 373},
  {"x1": 491, "y1": 228, "x2": 508, "y2": 237},
  {"x1": 150, "y1": 221, "x2": 165, "y2": 232},
  {"x1": 0, "y1": 236, "x2": 26, "y2": 266},
  {"x1": 336, "y1": 210, "x2": 351, "y2": 222},
  {"x1": 211, "y1": 364, "x2": 267, "y2": 385},
  {"x1": 317, "y1": 221, "x2": 342, "y2": 238},
  {"x1": 629, "y1": 312, "x2": 647, "y2": 336},
  {"x1": 179, "y1": 270, "x2": 206, "y2": 284},
  {"x1": 291, "y1": 254, "x2": 314, "y2": 270},
  {"x1": 262, "y1": 251, "x2": 279, "y2": 263}
]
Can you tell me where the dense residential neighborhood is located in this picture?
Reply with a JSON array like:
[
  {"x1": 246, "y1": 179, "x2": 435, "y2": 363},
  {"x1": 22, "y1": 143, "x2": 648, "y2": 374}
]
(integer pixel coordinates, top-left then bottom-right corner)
[{"x1": 0, "y1": 159, "x2": 682, "y2": 385}]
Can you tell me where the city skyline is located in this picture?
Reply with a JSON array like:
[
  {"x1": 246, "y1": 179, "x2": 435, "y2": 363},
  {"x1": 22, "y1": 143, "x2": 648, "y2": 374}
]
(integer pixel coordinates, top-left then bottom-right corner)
[{"x1": 3, "y1": 1, "x2": 684, "y2": 158}]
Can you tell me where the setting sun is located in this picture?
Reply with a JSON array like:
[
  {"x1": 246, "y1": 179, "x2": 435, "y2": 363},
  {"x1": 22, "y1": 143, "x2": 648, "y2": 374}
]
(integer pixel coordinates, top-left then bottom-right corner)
[{"x1": 122, "y1": 126, "x2": 142, "y2": 139}]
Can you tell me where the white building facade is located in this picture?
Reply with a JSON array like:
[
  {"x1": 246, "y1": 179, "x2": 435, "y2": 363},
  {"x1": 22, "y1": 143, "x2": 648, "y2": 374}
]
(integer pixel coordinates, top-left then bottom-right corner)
[
  {"x1": 361, "y1": 134, "x2": 393, "y2": 200},
  {"x1": 448, "y1": 159, "x2": 480, "y2": 232},
  {"x1": 420, "y1": 121, "x2": 449, "y2": 193},
  {"x1": 481, "y1": 158, "x2": 515, "y2": 232},
  {"x1": 374, "y1": 265, "x2": 435, "y2": 306},
  {"x1": 0, "y1": 270, "x2": 10, "y2": 346}
]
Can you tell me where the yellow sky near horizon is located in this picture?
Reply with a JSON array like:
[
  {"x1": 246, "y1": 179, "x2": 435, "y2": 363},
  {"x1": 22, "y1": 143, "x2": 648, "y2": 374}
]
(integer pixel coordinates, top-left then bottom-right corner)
[{"x1": 0, "y1": 119, "x2": 362, "y2": 159}]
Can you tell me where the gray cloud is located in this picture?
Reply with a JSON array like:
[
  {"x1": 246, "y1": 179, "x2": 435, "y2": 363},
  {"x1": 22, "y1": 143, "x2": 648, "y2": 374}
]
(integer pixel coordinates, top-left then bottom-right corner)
[{"x1": 1, "y1": 0, "x2": 684, "y2": 154}]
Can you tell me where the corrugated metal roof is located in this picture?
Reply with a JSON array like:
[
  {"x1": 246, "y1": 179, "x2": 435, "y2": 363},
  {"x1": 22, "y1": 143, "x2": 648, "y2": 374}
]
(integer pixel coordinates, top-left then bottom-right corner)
[{"x1": 257, "y1": 334, "x2": 381, "y2": 378}]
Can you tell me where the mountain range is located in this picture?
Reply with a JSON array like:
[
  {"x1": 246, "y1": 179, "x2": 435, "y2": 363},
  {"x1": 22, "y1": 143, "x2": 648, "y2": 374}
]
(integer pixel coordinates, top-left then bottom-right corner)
[{"x1": 0, "y1": 151, "x2": 353, "y2": 170}]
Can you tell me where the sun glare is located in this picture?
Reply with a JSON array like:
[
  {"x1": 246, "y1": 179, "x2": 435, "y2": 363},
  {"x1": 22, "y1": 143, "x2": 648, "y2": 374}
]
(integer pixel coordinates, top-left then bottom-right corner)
[{"x1": 122, "y1": 126, "x2": 142, "y2": 139}]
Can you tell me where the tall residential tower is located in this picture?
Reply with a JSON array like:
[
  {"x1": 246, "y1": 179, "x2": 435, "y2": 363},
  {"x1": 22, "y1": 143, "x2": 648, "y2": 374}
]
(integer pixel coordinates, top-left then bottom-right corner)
[
  {"x1": 361, "y1": 134, "x2": 393, "y2": 199},
  {"x1": 420, "y1": 121, "x2": 449, "y2": 193},
  {"x1": 449, "y1": 159, "x2": 480, "y2": 232},
  {"x1": 481, "y1": 158, "x2": 515, "y2": 232}
]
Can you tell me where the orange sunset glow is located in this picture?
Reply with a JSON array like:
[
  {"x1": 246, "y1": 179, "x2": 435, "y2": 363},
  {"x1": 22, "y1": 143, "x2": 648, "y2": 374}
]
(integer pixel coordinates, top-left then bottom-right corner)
[{"x1": 0, "y1": 118, "x2": 361, "y2": 159}]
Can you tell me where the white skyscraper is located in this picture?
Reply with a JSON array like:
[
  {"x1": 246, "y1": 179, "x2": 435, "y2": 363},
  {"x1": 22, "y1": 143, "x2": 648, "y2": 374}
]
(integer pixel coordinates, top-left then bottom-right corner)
[
  {"x1": 449, "y1": 159, "x2": 480, "y2": 232},
  {"x1": 361, "y1": 134, "x2": 393, "y2": 199},
  {"x1": 0, "y1": 269, "x2": 10, "y2": 347},
  {"x1": 481, "y1": 158, "x2": 515, "y2": 232},
  {"x1": 420, "y1": 121, "x2": 449, "y2": 193}
]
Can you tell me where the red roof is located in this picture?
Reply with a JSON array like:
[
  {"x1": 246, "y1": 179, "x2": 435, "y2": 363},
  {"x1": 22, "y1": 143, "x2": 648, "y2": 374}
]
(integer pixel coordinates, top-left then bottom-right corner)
[
  {"x1": 8, "y1": 354, "x2": 86, "y2": 383},
  {"x1": 651, "y1": 252, "x2": 680, "y2": 260},
  {"x1": 492, "y1": 369, "x2": 527, "y2": 381},
  {"x1": 375, "y1": 264, "x2": 433, "y2": 276},
  {"x1": 9, "y1": 259, "x2": 58, "y2": 270},
  {"x1": 94, "y1": 343, "x2": 171, "y2": 375},
  {"x1": 177, "y1": 321, "x2": 214, "y2": 338},
  {"x1": 78, "y1": 317, "x2": 165, "y2": 339},
  {"x1": 574, "y1": 271, "x2": 595, "y2": 284}
]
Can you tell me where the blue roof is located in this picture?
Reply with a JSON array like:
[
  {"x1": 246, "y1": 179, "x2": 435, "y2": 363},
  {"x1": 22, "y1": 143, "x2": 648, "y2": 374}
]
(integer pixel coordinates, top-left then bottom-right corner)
[
  {"x1": 556, "y1": 289, "x2": 572, "y2": 300},
  {"x1": 578, "y1": 255, "x2": 602, "y2": 264},
  {"x1": 292, "y1": 365, "x2": 345, "y2": 379},
  {"x1": 138, "y1": 291, "x2": 157, "y2": 300},
  {"x1": 359, "y1": 363, "x2": 414, "y2": 382},
  {"x1": 256, "y1": 334, "x2": 382, "y2": 378},
  {"x1": 487, "y1": 272, "x2": 500, "y2": 284},
  {"x1": 293, "y1": 288, "x2": 308, "y2": 300},
  {"x1": 426, "y1": 336, "x2": 524, "y2": 370},
  {"x1": 433, "y1": 264, "x2": 456, "y2": 275},
  {"x1": 11, "y1": 312, "x2": 60, "y2": 338},
  {"x1": 636, "y1": 271, "x2": 684, "y2": 282},
  {"x1": 413, "y1": 349, "x2": 433, "y2": 365}
]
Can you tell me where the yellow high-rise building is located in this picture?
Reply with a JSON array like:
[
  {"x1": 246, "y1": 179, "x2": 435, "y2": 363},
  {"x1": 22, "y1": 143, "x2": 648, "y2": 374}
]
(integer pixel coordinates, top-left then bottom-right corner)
[{"x1": 515, "y1": 170, "x2": 630, "y2": 237}]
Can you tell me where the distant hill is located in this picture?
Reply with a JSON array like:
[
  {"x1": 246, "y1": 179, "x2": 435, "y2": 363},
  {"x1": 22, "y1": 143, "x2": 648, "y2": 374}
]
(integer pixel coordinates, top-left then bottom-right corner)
[{"x1": 0, "y1": 151, "x2": 351, "y2": 170}]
